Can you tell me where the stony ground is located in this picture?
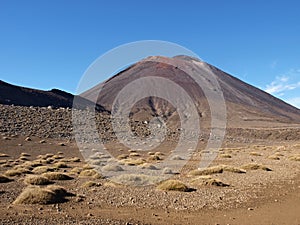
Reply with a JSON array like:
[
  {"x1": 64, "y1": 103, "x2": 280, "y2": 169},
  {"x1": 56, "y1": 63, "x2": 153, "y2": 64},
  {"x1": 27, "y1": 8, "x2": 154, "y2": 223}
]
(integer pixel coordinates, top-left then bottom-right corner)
[{"x1": 0, "y1": 104, "x2": 300, "y2": 224}]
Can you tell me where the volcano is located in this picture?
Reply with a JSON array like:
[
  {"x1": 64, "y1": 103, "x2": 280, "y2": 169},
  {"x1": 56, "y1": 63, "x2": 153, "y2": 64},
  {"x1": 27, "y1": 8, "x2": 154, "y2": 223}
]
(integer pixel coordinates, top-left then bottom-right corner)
[{"x1": 81, "y1": 55, "x2": 300, "y2": 128}]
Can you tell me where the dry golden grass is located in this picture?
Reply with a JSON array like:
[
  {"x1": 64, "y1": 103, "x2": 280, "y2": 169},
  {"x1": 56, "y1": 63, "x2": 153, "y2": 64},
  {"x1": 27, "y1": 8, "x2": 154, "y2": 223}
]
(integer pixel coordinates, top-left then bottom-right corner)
[
  {"x1": 157, "y1": 180, "x2": 190, "y2": 192},
  {"x1": 13, "y1": 185, "x2": 68, "y2": 205},
  {"x1": 222, "y1": 165, "x2": 246, "y2": 173},
  {"x1": 1, "y1": 163, "x2": 11, "y2": 168},
  {"x1": 117, "y1": 154, "x2": 129, "y2": 160},
  {"x1": 53, "y1": 162, "x2": 68, "y2": 169},
  {"x1": 220, "y1": 154, "x2": 232, "y2": 158},
  {"x1": 69, "y1": 157, "x2": 81, "y2": 162},
  {"x1": 138, "y1": 163, "x2": 158, "y2": 170},
  {"x1": 129, "y1": 152, "x2": 140, "y2": 157},
  {"x1": 79, "y1": 169, "x2": 102, "y2": 179},
  {"x1": 22, "y1": 161, "x2": 43, "y2": 168},
  {"x1": 52, "y1": 155, "x2": 64, "y2": 160},
  {"x1": 0, "y1": 174, "x2": 12, "y2": 183},
  {"x1": 249, "y1": 152, "x2": 262, "y2": 156},
  {"x1": 102, "y1": 164, "x2": 124, "y2": 172},
  {"x1": 4, "y1": 167, "x2": 31, "y2": 176},
  {"x1": 32, "y1": 166, "x2": 55, "y2": 174},
  {"x1": 82, "y1": 164, "x2": 94, "y2": 170},
  {"x1": 190, "y1": 176, "x2": 229, "y2": 187},
  {"x1": 189, "y1": 166, "x2": 224, "y2": 176},
  {"x1": 24, "y1": 175, "x2": 52, "y2": 185},
  {"x1": 204, "y1": 178, "x2": 229, "y2": 187},
  {"x1": 19, "y1": 156, "x2": 29, "y2": 161},
  {"x1": 81, "y1": 181, "x2": 101, "y2": 188},
  {"x1": 268, "y1": 155, "x2": 280, "y2": 160},
  {"x1": 43, "y1": 172, "x2": 73, "y2": 180},
  {"x1": 0, "y1": 153, "x2": 9, "y2": 157},
  {"x1": 289, "y1": 154, "x2": 300, "y2": 161},
  {"x1": 46, "y1": 185, "x2": 69, "y2": 197},
  {"x1": 0, "y1": 159, "x2": 7, "y2": 164},
  {"x1": 20, "y1": 152, "x2": 31, "y2": 157},
  {"x1": 147, "y1": 155, "x2": 161, "y2": 161},
  {"x1": 241, "y1": 163, "x2": 272, "y2": 171},
  {"x1": 120, "y1": 158, "x2": 146, "y2": 166},
  {"x1": 69, "y1": 167, "x2": 83, "y2": 175}
]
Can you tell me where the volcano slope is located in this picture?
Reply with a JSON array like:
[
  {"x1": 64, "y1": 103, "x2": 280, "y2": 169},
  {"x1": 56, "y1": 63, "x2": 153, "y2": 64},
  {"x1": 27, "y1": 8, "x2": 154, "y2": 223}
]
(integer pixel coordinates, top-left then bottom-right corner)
[{"x1": 0, "y1": 56, "x2": 300, "y2": 224}]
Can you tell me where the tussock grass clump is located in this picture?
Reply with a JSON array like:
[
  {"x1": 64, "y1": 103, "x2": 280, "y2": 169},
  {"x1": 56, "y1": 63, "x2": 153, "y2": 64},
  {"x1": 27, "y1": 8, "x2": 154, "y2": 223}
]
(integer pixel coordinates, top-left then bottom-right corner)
[
  {"x1": 20, "y1": 153, "x2": 31, "y2": 157},
  {"x1": 204, "y1": 178, "x2": 229, "y2": 187},
  {"x1": 24, "y1": 175, "x2": 52, "y2": 185},
  {"x1": 22, "y1": 161, "x2": 43, "y2": 168},
  {"x1": 43, "y1": 172, "x2": 73, "y2": 180},
  {"x1": 0, "y1": 153, "x2": 9, "y2": 157},
  {"x1": 1, "y1": 163, "x2": 11, "y2": 168},
  {"x1": 82, "y1": 164, "x2": 94, "y2": 170},
  {"x1": 32, "y1": 166, "x2": 55, "y2": 174},
  {"x1": 46, "y1": 185, "x2": 69, "y2": 197},
  {"x1": 19, "y1": 156, "x2": 29, "y2": 161},
  {"x1": 102, "y1": 164, "x2": 124, "y2": 172},
  {"x1": 268, "y1": 155, "x2": 280, "y2": 160},
  {"x1": 222, "y1": 165, "x2": 246, "y2": 173},
  {"x1": 0, "y1": 159, "x2": 7, "y2": 164},
  {"x1": 191, "y1": 176, "x2": 229, "y2": 187},
  {"x1": 5, "y1": 167, "x2": 31, "y2": 176},
  {"x1": 289, "y1": 154, "x2": 300, "y2": 161},
  {"x1": 117, "y1": 154, "x2": 129, "y2": 160},
  {"x1": 82, "y1": 181, "x2": 101, "y2": 188},
  {"x1": 0, "y1": 174, "x2": 12, "y2": 183},
  {"x1": 138, "y1": 163, "x2": 158, "y2": 170},
  {"x1": 53, "y1": 162, "x2": 68, "y2": 169},
  {"x1": 220, "y1": 154, "x2": 232, "y2": 158},
  {"x1": 69, "y1": 167, "x2": 83, "y2": 175},
  {"x1": 189, "y1": 165, "x2": 224, "y2": 176},
  {"x1": 79, "y1": 169, "x2": 102, "y2": 179},
  {"x1": 129, "y1": 152, "x2": 140, "y2": 157},
  {"x1": 241, "y1": 163, "x2": 272, "y2": 171},
  {"x1": 147, "y1": 155, "x2": 161, "y2": 161},
  {"x1": 52, "y1": 155, "x2": 64, "y2": 160},
  {"x1": 250, "y1": 152, "x2": 262, "y2": 156},
  {"x1": 69, "y1": 157, "x2": 81, "y2": 162},
  {"x1": 157, "y1": 180, "x2": 190, "y2": 192},
  {"x1": 13, "y1": 185, "x2": 68, "y2": 205},
  {"x1": 120, "y1": 158, "x2": 146, "y2": 166}
]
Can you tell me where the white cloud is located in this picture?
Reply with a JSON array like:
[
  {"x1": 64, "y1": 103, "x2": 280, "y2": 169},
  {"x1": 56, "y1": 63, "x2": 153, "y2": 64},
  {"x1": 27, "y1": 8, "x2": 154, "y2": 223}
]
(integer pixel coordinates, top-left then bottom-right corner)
[{"x1": 265, "y1": 70, "x2": 300, "y2": 95}]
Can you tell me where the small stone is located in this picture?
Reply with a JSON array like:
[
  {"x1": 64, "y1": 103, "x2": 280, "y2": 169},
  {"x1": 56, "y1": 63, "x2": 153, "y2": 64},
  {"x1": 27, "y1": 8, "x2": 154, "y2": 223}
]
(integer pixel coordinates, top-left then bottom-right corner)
[
  {"x1": 247, "y1": 207, "x2": 254, "y2": 211},
  {"x1": 25, "y1": 137, "x2": 31, "y2": 141}
]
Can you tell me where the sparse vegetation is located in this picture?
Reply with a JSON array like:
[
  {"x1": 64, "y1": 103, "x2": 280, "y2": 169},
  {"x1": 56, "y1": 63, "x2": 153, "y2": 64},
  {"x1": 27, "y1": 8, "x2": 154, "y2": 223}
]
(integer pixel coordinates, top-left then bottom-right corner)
[
  {"x1": 189, "y1": 165, "x2": 224, "y2": 176},
  {"x1": 24, "y1": 175, "x2": 52, "y2": 185},
  {"x1": 250, "y1": 152, "x2": 262, "y2": 156},
  {"x1": 82, "y1": 181, "x2": 101, "y2": 188},
  {"x1": 102, "y1": 164, "x2": 124, "y2": 172},
  {"x1": 241, "y1": 163, "x2": 272, "y2": 171},
  {"x1": 43, "y1": 172, "x2": 73, "y2": 180},
  {"x1": 289, "y1": 154, "x2": 300, "y2": 161},
  {"x1": 79, "y1": 169, "x2": 102, "y2": 179},
  {"x1": 157, "y1": 180, "x2": 190, "y2": 192},
  {"x1": 32, "y1": 166, "x2": 55, "y2": 174},
  {"x1": 13, "y1": 185, "x2": 69, "y2": 204},
  {"x1": 5, "y1": 167, "x2": 31, "y2": 176}
]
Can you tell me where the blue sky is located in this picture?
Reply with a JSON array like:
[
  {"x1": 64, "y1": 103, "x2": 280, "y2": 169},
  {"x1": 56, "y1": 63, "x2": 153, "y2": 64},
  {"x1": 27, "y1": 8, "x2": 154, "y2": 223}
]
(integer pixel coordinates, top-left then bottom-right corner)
[{"x1": 0, "y1": 0, "x2": 300, "y2": 108}]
